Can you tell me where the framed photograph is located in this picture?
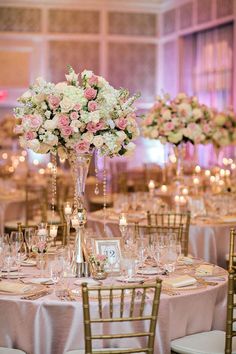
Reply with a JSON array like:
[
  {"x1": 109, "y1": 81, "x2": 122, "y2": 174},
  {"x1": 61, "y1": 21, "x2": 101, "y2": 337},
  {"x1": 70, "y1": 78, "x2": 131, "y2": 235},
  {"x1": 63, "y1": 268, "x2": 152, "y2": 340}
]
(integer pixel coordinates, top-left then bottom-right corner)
[{"x1": 93, "y1": 238, "x2": 122, "y2": 273}]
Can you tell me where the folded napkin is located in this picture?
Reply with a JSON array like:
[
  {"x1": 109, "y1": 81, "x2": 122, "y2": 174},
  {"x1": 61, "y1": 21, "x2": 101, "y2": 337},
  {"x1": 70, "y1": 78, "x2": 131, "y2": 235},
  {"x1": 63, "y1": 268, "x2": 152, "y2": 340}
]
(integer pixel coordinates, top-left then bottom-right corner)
[
  {"x1": 220, "y1": 215, "x2": 236, "y2": 223},
  {"x1": 0, "y1": 281, "x2": 32, "y2": 294},
  {"x1": 178, "y1": 256, "x2": 194, "y2": 265},
  {"x1": 195, "y1": 264, "x2": 214, "y2": 276},
  {"x1": 163, "y1": 275, "x2": 197, "y2": 288}
]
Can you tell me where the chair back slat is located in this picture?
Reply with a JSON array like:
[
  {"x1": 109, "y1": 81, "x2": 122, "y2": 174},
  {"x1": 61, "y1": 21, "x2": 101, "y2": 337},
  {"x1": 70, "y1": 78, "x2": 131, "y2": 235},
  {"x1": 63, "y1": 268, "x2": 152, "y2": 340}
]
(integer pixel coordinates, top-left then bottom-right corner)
[
  {"x1": 225, "y1": 228, "x2": 236, "y2": 354},
  {"x1": 81, "y1": 280, "x2": 162, "y2": 354},
  {"x1": 146, "y1": 211, "x2": 191, "y2": 256}
]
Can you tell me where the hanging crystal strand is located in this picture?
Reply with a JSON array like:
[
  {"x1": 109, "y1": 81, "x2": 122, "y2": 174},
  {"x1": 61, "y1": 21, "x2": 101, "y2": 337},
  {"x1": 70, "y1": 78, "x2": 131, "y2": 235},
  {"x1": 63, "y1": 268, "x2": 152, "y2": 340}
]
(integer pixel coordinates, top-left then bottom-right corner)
[
  {"x1": 51, "y1": 154, "x2": 57, "y2": 223},
  {"x1": 94, "y1": 150, "x2": 100, "y2": 195},
  {"x1": 103, "y1": 157, "x2": 107, "y2": 233}
]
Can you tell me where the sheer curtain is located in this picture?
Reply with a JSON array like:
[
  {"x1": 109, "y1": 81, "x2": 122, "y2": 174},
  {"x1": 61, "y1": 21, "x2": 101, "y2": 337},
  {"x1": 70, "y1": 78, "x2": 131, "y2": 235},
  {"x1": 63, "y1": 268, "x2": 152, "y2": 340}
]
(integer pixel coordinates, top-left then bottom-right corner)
[{"x1": 181, "y1": 23, "x2": 234, "y2": 166}]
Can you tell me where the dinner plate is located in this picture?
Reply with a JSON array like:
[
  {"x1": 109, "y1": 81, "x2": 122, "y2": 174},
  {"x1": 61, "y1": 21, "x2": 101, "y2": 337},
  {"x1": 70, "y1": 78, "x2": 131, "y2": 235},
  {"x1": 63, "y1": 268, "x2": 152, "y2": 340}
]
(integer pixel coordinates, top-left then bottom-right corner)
[
  {"x1": 116, "y1": 276, "x2": 146, "y2": 283},
  {"x1": 137, "y1": 268, "x2": 161, "y2": 275},
  {"x1": 1, "y1": 272, "x2": 25, "y2": 279},
  {"x1": 74, "y1": 278, "x2": 101, "y2": 286},
  {"x1": 23, "y1": 277, "x2": 56, "y2": 285},
  {"x1": 2, "y1": 267, "x2": 18, "y2": 272}
]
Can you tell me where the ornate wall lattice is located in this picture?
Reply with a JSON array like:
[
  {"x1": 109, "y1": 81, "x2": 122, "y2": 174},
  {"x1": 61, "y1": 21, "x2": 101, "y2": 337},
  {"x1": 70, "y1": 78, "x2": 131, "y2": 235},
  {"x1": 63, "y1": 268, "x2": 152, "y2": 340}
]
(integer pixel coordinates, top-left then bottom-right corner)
[
  {"x1": 0, "y1": 7, "x2": 41, "y2": 32},
  {"x1": 108, "y1": 42, "x2": 156, "y2": 102},
  {"x1": 179, "y1": 2, "x2": 193, "y2": 30},
  {"x1": 216, "y1": 0, "x2": 233, "y2": 18},
  {"x1": 48, "y1": 9, "x2": 100, "y2": 34},
  {"x1": 0, "y1": 50, "x2": 30, "y2": 87},
  {"x1": 197, "y1": 0, "x2": 212, "y2": 24},
  {"x1": 49, "y1": 41, "x2": 100, "y2": 82},
  {"x1": 162, "y1": 9, "x2": 176, "y2": 36},
  {"x1": 108, "y1": 12, "x2": 157, "y2": 36}
]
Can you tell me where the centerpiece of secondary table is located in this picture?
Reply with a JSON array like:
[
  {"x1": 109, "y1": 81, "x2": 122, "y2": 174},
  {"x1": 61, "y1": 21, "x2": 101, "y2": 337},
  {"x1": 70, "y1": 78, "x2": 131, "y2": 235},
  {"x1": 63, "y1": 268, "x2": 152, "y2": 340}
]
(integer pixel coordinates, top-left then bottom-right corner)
[{"x1": 14, "y1": 66, "x2": 140, "y2": 276}]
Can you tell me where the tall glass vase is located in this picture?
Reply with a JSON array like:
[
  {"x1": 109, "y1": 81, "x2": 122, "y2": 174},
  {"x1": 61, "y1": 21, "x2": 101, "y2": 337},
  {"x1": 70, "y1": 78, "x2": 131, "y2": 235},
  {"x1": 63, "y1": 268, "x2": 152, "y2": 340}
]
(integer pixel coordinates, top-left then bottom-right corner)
[
  {"x1": 173, "y1": 143, "x2": 186, "y2": 184},
  {"x1": 68, "y1": 149, "x2": 93, "y2": 277}
]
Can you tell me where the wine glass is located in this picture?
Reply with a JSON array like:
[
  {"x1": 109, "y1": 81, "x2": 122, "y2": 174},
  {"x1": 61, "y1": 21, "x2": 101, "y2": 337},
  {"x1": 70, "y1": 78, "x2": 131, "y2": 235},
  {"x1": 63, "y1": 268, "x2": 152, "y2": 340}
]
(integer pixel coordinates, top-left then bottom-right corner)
[
  {"x1": 24, "y1": 228, "x2": 35, "y2": 256},
  {"x1": 10, "y1": 231, "x2": 23, "y2": 256}
]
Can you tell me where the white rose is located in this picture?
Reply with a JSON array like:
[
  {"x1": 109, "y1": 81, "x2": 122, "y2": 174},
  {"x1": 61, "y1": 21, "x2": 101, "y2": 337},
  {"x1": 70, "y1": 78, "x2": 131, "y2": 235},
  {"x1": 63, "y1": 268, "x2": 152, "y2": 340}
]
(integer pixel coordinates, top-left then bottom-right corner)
[
  {"x1": 28, "y1": 139, "x2": 40, "y2": 152},
  {"x1": 162, "y1": 109, "x2": 171, "y2": 120},
  {"x1": 81, "y1": 70, "x2": 93, "y2": 78},
  {"x1": 116, "y1": 131, "x2": 127, "y2": 141},
  {"x1": 43, "y1": 118, "x2": 58, "y2": 130},
  {"x1": 44, "y1": 132, "x2": 58, "y2": 146},
  {"x1": 70, "y1": 120, "x2": 82, "y2": 133},
  {"x1": 192, "y1": 108, "x2": 202, "y2": 119},
  {"x1": 126, "y1": 142, "x2": 135, "y2": 151},
  {"x1": 215, "y1": 114, "x2": 226, "y2": 126},
  {"x1": 168, "y1": 131, "x2": 183, "y2": 144},
  {"x1": 55, "y1": 82, "x2": 67, "y2": 93},
  {"x1": 93, "y1": 135, "x2": 104, "y2": 148},
  {"x1": 60, "y1": 97, "x2": 74, "y2": 113},
  {"x1": 178, "y1": 103, "x2": 192, "y2": 117},
  {"x1": 82, "y1": 132, "x2": 94, "y2": 143},
  {"x1": 21, "y1": 90, "x2": 32, "y2": 99},
  {"x1": 177, "y1": 93, "x2": 187, "y2": 100},
  {"x1": 89, "y1": 111, "x2": 100, "y2": 124}
]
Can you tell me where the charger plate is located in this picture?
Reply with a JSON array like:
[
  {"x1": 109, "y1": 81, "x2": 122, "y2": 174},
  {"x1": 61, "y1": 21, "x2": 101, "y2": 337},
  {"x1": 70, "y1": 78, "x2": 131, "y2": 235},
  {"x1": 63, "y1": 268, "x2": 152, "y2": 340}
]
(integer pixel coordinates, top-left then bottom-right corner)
[{"x1": 0, "y1": 281, "x2": 45, "y2": 296}]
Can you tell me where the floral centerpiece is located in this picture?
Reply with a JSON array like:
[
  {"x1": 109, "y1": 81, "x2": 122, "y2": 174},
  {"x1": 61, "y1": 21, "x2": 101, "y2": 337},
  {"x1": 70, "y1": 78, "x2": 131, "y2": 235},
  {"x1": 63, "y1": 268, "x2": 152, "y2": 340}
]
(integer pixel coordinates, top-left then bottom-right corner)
[
  {"x1": 14, "y1": 66, "x2": 140, "y2": 158},
  {"x1": 89, "y1": 254, "x2": 108, "y2": 280},
  {"x1": 211, "y1": 109, "x2": 236, "y2": 148},
  {"x1": 14, "y1": 66, "x2": 140, "y2": 277},
  {"x1": 141, "y1": 93, "x2": 213, "y2": 146}
]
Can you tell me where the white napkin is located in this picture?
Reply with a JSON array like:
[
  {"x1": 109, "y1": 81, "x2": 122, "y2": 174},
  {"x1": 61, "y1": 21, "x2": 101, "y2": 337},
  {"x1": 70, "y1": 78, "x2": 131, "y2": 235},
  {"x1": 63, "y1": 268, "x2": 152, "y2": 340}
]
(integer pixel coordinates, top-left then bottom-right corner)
[
  {"x1": 163, "y1": 275, "x2": 197, "y2": 288},
  {"x1": 195, "y1": 265, "x2": 213, "y2": 276}
]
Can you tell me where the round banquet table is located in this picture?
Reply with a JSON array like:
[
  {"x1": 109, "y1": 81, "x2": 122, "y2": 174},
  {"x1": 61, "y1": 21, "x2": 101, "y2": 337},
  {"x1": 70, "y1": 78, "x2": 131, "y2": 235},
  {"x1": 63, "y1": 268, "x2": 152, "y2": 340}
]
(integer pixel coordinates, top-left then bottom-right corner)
[
  {"x1": 87, "y1": 210, "x2": 236, "y2": 268},
  {"x1": 0, "y1": 264, "x2": 227, "y2": 354}
]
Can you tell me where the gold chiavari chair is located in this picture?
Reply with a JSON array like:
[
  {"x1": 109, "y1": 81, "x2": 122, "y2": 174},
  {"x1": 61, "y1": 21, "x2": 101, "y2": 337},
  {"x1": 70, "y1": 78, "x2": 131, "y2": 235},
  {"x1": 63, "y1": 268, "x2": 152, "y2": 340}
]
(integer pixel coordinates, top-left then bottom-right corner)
[
  {"x1": 66, "y1": 279, "x2": 162, "y2": 354},
  {"x1": 146, "y1": 211, "x2": 191, "y2": 256},
  {"x1": 135, "y1": 223, "x2": 183, "y2": 248},
  {"x1": 171, "y1": 227, "x2": 236, "y2": 354}
]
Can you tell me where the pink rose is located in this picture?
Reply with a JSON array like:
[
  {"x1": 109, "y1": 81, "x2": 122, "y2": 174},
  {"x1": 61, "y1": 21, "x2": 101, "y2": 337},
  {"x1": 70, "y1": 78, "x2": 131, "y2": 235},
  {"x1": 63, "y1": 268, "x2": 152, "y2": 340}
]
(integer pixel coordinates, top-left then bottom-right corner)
[
  {"x1": 25, "y1": 131, "x2": 36, "y2": 140},
  {"x1": 88, "y1": 101, "x2": 98, "y2": 112},
  {"x1": 58, "y1": 115, "x2": 69, "y2": 127},
  {"x1": 73, "y1": 103, "x2": 82, "y2": 111},
  {"x1": 164, "y1": 122, "x2": 174, "y2": 131},
  {"x1": 30, "y1": 115, "x2": 43, "y2": 129},
  {"x1": 48, "y1": 95, "x2": 60, "y2": 110},
  {"x1": 88, "y1": 75, "x2": 98, "y2": 86},
  {"x1": 84, "y1": 87, "x2": 97, "y2": 100},
  {"x1": 61, "y1": 126, "x2": 73, "y2": 137},
  {"x1": 115, "y1": 118, "x2": 127, "y2": 130},
  {"x1": 14, "y1": 125, "x2": 23, "y2": 134},
  {"x1": 74, "y1": 140, "x2": 90, "y2": 153},
  {"x1": 203, "y1": 124, "x2": 210, "y2": 133},
  {"x1": 87, "y1": 121, "x2": 104, "y2": 133},
  {"x1": 144, "y1": 116, "x2": 152, "y2": 125},
  {"x1": 188, "y1": 123, "x2": 197, "y2": 131},
  {"x1": 70, "y1": 111, "x2": 79, "y2": 120}
]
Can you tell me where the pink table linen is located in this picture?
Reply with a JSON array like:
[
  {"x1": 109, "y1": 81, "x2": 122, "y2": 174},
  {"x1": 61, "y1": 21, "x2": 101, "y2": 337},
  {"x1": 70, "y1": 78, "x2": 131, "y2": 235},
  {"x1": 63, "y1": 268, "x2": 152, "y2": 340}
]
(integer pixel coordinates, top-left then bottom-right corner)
[
  {"x1": 0, "y1": 266, "x2": 227, "y2": 354},
  {"x1": 88, "y1": 211, "x2": 234, "y2": 268}
]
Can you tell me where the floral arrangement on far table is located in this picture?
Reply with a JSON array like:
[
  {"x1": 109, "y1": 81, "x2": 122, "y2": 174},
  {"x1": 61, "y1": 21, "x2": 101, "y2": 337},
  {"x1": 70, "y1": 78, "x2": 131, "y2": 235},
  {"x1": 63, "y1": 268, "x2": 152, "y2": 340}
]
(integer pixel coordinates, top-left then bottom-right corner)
[
  {"x1": 89, "y1": 254, "x2": 108, "y2": 268},
  {"x1": 211, "y1": 109, "x2": 236, "y2": 148},
  {"x1": 141, "y1": 93, "x2": 214, "y2": 146},
  {"x1": 14, "y1": 67, "x2": 140, "y2": 158}
]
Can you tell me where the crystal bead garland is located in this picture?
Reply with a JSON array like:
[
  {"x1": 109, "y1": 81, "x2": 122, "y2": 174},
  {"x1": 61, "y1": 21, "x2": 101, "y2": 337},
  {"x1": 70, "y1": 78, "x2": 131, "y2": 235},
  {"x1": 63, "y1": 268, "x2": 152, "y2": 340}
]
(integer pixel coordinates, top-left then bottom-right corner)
[
  {"x1": 94, "y1": 150, "x2": 100, "y2": 195},
  {"x1": 103, "y1": 157, "x2": 107, "y2": 233},
  {"x1": 49, "y1": 154, "x2": 57, "y2": 240}
]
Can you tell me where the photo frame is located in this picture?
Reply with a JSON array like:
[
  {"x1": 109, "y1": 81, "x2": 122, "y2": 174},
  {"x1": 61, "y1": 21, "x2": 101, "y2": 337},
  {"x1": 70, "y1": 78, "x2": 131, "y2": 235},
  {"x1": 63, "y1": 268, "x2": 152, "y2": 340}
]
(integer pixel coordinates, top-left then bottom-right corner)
[{"x1": 93, "y1": 238, "x2": 122, "y2": 273}]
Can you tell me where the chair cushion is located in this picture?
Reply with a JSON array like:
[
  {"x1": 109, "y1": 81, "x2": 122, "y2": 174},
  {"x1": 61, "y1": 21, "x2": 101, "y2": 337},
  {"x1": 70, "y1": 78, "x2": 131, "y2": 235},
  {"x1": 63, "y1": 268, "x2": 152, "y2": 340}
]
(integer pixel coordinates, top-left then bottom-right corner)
[
  {"x1": 171, "y1": 330, "x2": 236, "y2": 354},
  {"x1": 0, "y1": 348, "x2": 26, "y2": 354}
]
